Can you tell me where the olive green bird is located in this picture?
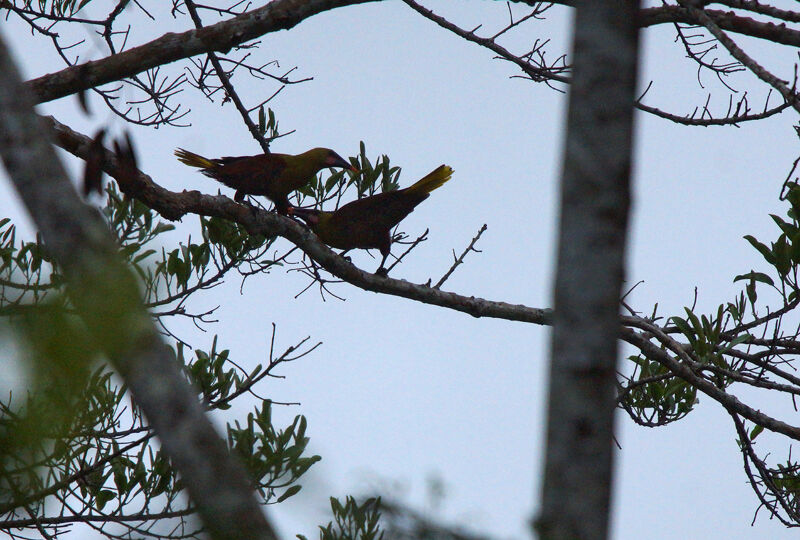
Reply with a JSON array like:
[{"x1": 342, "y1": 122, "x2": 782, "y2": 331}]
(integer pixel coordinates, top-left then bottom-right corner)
[
  {"x1": 175, "y1": 147, "x2": 355, "y2": 214},
  {"x1": 290, "y1": 164, "x2": 454, "y2": 274}
]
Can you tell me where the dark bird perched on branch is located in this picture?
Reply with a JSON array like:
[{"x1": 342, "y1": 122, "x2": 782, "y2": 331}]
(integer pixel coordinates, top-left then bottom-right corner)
[
  {"x1": 175, "y1": 147, "x2": 355, "y2": 214},
  {"x1": 290, "y1": 165, "x2": 454, "y2": 274}
]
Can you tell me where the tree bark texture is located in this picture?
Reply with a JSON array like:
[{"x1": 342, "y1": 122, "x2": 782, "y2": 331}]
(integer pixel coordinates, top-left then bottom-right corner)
[
  {"x1": 536, "y1": 2, "x2": 641, "y2": 539},
  {"x1": 0, "y1": 30, "x2": 278, "y2": 540}
]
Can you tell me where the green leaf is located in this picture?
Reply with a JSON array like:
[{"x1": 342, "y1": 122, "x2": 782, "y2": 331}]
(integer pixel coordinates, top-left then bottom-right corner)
[
  {"x1": 743, "y1": 234, "x2": 776, "y2": 264},
  {"x1": 791, "y1": 231, "x2": 800, "y2": 264},
  {"x1": 325, "y1": 170, "x2": 343, "y2": 192},
  {"x1": 95, "y1": 489, "x2": 115, "y2": 510},
  {"x1": 132, "y1": 249, "x2": 156, "y2": 264},
  {"x1": 750, "y1": 424, "x2": 765, "y2": 441},
  {"x1": 277, "y1": 484, "x2": 302, "y2": 502},
  {"x1": 773, "y1": 234, "x2": 792, "y2": 276},
  {"x1": 787, "y1": 184, "x2": 800, "y2": 212},
  {"x1": 670, "y1": 316, "x2": 694, "y2": 339},
  {"x1": 733, "y1": 271, "x2": 774, "y2": 286},
  {"x1": 685, "y1": 308, "x2": 705, "y2": 342},
  {"x1": 746, "y1": 280, "x2": 757, "y2": 303},
  {"x1": 76, "y1": 0, "x2": 92, "y2": 12},
  {"x1": 771, "y1": 214, "x2": 797, "y2": 236},
  {"x1": 153, "y1": 223, "x2": 175, "y2": 234},
  {"x1": 719, "y1": 333, "x2": 751, "y2": 353},
  {"x1": 663, "y1": 379, "x2": 685, "y2": 399},
  {"x1": 112, "y1": 460, "x2": 128, "y2": 493},
  {"x1": 258, "y1": 106, "x2": 266, "y2": 135}
]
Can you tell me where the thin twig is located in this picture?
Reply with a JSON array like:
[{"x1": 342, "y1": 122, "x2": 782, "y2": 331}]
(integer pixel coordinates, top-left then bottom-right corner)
[
  {"x1": 433, "y1": 223, "x2": 487, "y2": 289},
  {"x1": 182, "y1": 0, "x2": 270, "y2": 153}
]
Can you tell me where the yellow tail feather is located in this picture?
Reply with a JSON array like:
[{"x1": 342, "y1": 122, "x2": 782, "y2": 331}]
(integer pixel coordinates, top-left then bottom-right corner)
[
  {"x1": 405, "y1": 165, "x2": 454, "y2": 196},
  {"x1": 175, "y1": 148, "x2": 216, "y2": 169}
]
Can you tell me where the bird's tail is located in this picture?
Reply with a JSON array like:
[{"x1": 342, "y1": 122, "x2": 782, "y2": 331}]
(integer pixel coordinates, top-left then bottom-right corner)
[
  {"x1": 404, "y1": 165, "x2": 454, "y2": 196},
  {"x1": 175, "y1": 148, "x2": 216, "y2": 169}
]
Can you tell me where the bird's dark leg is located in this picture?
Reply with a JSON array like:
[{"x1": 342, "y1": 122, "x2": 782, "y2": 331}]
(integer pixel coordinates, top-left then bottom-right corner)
[
  {"x1": 235, "y1": 191, "x2": 260, "y2": 217},
  {"x1": 274, "y1": 198, "x2": 291, "y2": 216},
  {"x1": 375, "y1": 251, "x2": 390, "y2": 276},
  {"x1": 286, "y1": 207, "x2": 306, "y2": 225}
]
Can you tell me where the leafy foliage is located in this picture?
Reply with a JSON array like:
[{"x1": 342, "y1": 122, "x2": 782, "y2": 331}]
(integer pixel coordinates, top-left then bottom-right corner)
[
  {"x1": 0, "y1": 134, "x2": 434, "y2": 538},
  {"x1": 615, "y1": 180, "x2": 800, "y2": 526},
  {"x1": 313, "y1": 497, "x2": 383, "y2": 540},
  {"x1": 0, "y1": 188, "x2": 327, "y2": 539}
]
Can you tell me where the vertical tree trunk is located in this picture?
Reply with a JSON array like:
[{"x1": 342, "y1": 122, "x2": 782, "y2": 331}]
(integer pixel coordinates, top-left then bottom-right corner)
[
  {"x1": 536, "y1": 2, "x2": 641, "y2": 539},
  {"x1": 0, "y1": 30, "x2": 277, "y2": 540}
]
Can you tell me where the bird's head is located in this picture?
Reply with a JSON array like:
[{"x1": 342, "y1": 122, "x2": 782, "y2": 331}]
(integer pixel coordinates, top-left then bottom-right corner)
[
  {"x1": 288, "y1": 206, "x2": 321, "y2": 226},
  {"x1": 308, "y1": 148, "x2": 358, "y2": 173}
]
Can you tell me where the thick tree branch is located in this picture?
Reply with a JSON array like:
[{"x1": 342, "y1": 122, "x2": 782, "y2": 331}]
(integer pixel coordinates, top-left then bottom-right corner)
[
  {"x1": 0, "y1": 32, "x2": 277, "y2": 540},
  {"x1": 46, "y1": 116, "x2": 553, "y2": 324},
  {"x1": 680, "y1": 2, "x2": 800, "y2": 113},
  {"x1": 47, "y1": 114, "x2": 800, "y2": 441},
  {"x1": 640, "y1": 6, "x2": 800, "y2": 48},
  {"x1": 516, "y1": 0, "x2": 800, "y2": 45},
  {"x1": 26, "y1": 0, "x2": 374, "y2": 104}
]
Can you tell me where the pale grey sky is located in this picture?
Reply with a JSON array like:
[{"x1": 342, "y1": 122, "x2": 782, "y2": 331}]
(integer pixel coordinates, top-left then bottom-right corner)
[{"x1": 2, "y1": 2, "x2": 799, "y2": 539}]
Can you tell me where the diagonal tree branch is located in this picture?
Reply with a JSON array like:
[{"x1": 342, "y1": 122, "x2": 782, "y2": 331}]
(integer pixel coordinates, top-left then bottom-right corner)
[
  {"x1": 46, "y1": 114, "x2": 800, "y2": 444},
  {"x1": 639, "y1": 5, "x2": 800, "y2": 47},
  {"x1": 403, "y1": 0, "x2": 570, "y2": 85},
  {"x1": 679, "y1": 1, "x2": 800, "y2": 113},
  {"x1": 0, "y1": 32, "x2": 278, "y2": 540},
  {"x1": 25, "y1": 0, "x2": 374, "y2": 104},
  {"x1": 46, "y1": 115, "x2": 553, "y2": 324},
  {"x1": 182, "y1": 0, "x2": 271, "y2": 153}
]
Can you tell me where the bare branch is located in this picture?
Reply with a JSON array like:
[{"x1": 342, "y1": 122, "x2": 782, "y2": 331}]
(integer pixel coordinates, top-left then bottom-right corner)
[
  {"x1": 433, "y1": 223, "x2": 487, "y2": 289},
  {"x1": 26, "y1": 0, "x2": 375, "y2": 104},
  {"x1": 678, "y1": 1, "x2": 800, "y2": 113},
  {"x1": 402, "y1": 0, "x2": 570, "y2": 85},
  {"x1": 182, "y1": 0, "x2": 270, "y2": 153}
]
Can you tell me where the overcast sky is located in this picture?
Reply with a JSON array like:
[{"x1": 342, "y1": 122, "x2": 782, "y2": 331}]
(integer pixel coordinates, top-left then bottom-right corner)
[{"x1": 2, "y1": 1, "x2": 800, "y2": 539}]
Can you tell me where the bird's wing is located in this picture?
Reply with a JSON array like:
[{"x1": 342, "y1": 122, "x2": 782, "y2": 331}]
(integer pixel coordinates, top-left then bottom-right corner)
[
  {"x1": 214, "y1": 154, "x2": 287, "y2": 180},
  {"x1": 332, "y1": 192, "x2": 422, "y2": 232}
]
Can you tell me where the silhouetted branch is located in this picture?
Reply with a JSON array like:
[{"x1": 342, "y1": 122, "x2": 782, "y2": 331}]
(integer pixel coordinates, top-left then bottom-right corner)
[
  {"x1": 25, "y1": 0, "x2": 375, "y2": 104},
  {"x1": 182, "y1": 0, "x2": 270, "y2": 152},
  {"x1": 433, "y1": 224, "x2": 487, "y2": 289}
]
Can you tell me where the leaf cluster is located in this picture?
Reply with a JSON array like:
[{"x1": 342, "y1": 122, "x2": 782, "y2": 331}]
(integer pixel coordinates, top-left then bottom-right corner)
[
  {"x1": 0, "y1": 191, "x2": 330, "y2": 538},
  {"x1": 308, "y1": 496, "x2": 383, "y2": 540}
]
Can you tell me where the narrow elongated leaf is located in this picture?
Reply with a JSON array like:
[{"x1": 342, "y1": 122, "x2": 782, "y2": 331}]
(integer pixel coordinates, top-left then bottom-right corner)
[
  {"x1": 743, "y1": 235, "x2": 776, "y2": 264},
  {"x1": 733, "y1": 271, "x2": 774, "y2": 286}
]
